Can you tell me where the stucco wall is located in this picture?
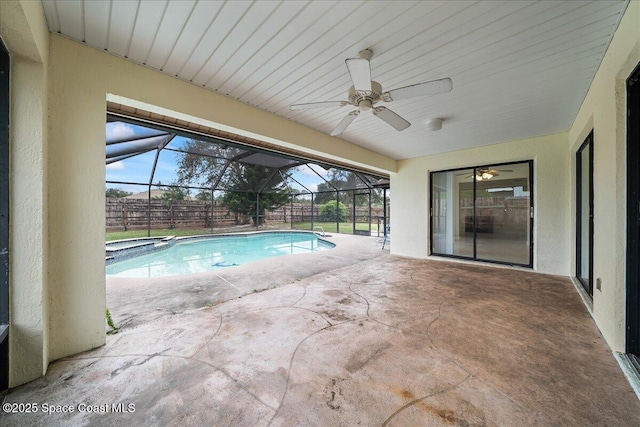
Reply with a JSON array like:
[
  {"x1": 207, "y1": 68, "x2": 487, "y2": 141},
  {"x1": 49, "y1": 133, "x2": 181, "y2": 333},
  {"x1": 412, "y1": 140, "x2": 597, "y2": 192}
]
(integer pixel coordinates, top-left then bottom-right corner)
[
  {"x1": 391, "y1": 132, "x2": 570, "y2": 276},
  {"x1": 0, "y1": 0, "x2": 50, "y2": 386},
  {"x1": 568, "y1": 1, "x2": 640, "y2": 353}
]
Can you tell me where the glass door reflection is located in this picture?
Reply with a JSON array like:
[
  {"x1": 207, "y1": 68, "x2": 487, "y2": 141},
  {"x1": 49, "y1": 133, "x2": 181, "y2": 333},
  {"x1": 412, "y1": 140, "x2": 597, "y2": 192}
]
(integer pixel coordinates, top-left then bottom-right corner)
[
  {"x1": 431, "y1": 169, "x2": 474, "y2": 257},
  {"x1": 474, "y1": 163, "x2": 531, "y2": 265}
]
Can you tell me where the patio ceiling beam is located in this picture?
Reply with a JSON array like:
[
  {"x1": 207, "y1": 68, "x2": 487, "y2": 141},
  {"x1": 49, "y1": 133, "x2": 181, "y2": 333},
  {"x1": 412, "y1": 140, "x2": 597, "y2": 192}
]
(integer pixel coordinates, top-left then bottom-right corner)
[
  {"x1": 148, "y1": 135, "x2": 176, "y2": 186},
  {"x1": 106, "y1": 151, "x2": 153, "y2": 164},
  {"x1": 277, "y1": 160, "x2": 306, "y2": 173},
  {"x1": 280, "y1": 170, "x2": 312, "y2": 194},
  {"x1": 278, "y1": 170, "x2": 295, "y2": 196},
  {"x1": 307, "y1": 164, "x2": 337, "y2": 191},
  {"x1": 162, "y1": 146, "x2": 242, "y2": 162},
  {"x1": 107, "y1": 134, "x2": 174, "y2": 158},
  {"x1": 209, "y1": 151, "x2": 254, "y2": 192},
  {"x1": 257, "y1": 168, "x2": 283, "y2": 195},
  {"x1": 354, "y1": 172, "x2": 373, "y2": 189},
  {"x1": 106, "y1": 131, "x2": 170, "y2": 146}
]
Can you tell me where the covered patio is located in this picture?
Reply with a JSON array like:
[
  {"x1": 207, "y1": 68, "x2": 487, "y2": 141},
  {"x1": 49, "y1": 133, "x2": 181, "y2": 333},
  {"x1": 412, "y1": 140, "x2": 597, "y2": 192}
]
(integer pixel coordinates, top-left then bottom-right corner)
[
  {"x1": 1, "y1": 0, "x2": 640, "y2": 423},
  {"x1": 2, "y1": 236, "x2": 639, "y2": 425}
]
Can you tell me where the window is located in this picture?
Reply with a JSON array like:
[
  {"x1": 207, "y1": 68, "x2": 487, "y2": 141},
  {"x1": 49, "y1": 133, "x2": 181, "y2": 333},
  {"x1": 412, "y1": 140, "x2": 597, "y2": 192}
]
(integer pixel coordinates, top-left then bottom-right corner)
[{"x1": 430, "y1": 161, "x2": 533, "y2": 267}]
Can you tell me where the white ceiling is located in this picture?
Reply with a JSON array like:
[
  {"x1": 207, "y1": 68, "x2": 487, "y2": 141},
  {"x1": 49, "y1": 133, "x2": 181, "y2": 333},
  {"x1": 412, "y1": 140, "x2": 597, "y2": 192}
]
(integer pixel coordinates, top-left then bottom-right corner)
[{"x1": 41, "y1": 0, "x2": 628, "y2": 160}]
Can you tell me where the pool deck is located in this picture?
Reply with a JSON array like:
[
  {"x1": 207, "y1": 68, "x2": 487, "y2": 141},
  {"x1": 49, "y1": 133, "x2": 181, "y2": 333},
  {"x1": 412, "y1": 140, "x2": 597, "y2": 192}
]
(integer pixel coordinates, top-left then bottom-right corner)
[
  {"x1": 2, "y1": 234, "x2": 640, "y2": 426},
  {"x1": 106, "y1": 233, "x2": 379, "y2": 330}
]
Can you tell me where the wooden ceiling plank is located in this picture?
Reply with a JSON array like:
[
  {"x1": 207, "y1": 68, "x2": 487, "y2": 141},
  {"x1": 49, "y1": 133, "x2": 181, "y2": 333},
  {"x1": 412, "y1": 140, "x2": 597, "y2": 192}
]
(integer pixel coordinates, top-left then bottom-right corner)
[
  {"x1": 107, "y1": 0, "x2": 139, "y2": 57},
  {"x1": 127, "y1": 0, "x2": 167, "y2": 63},
  {"x1": 144, "y1": 0, "x2": 196, "y2": 70},
  {"x1": 161, "y1": 0, "x2": 225, "y2": 77}
]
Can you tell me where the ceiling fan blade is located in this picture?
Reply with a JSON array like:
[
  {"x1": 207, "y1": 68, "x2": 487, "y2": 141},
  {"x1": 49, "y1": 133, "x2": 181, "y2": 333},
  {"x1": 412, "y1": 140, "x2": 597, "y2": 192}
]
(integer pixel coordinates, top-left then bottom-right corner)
[
  {"x1": 373, "y1": 106, "x2": 411, "y2": 131},
  {"x1": 330, "y1": 110, "x2": 360, "y2": 136},
  {"x1": 384, "y1": 77, "x2": 453, "y2": 101},
  {"x1": 289, "y1": 101, "x2": 348, "y2": 111},
  {"x1": 345, "y1": 58, "x2": 372, "y2": 92}
]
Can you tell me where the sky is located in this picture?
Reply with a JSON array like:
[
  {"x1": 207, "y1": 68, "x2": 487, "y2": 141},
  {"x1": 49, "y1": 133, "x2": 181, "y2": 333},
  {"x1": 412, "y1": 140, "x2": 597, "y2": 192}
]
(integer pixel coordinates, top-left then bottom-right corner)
[{"x1": 106, "y1": 121, "x2": 330, "y2": 196}]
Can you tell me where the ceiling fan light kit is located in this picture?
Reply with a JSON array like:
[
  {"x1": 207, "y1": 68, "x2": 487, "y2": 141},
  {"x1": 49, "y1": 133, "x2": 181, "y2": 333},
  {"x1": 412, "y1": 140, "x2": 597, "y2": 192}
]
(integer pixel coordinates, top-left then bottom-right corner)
[
  {"x1": 290, "y1": 49, "x2": 453, "y2": 136},
  {"x1": 478, "y1": 172, "x2": 494, "y2": 181},
  {"x1": 458, "y1": 168, "x2": 513, "y2": 181}
]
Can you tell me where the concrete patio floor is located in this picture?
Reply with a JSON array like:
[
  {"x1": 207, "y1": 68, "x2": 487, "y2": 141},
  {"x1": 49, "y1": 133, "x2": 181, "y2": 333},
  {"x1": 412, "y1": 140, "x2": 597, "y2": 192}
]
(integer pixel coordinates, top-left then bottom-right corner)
[{"x1": 2, "y1": 235, "x2": 639, "y2": 426}]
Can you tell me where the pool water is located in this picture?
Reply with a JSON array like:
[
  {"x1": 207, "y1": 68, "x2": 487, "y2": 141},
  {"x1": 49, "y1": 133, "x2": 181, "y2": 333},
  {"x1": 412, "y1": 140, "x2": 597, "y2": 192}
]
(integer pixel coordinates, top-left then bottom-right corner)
[{"x1": 106, "y1": 232, "x2": 334, "y2": 278}]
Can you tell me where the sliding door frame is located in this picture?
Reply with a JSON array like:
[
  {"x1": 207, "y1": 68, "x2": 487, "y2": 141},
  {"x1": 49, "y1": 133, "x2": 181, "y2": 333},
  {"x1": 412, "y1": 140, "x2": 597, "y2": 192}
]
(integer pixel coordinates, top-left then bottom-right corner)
[
  {"x1": 0, "y1": 37, "x2": 10, "y2": 391},
  {"x1": 626, "y1": 62, "x2": 640, "y2": 363},
  {"x1": 576, "y1": 131, "x2": 594, "y2": 297},
  {"x1": 429, "y1": 160, "x2": 534, "y2": 268}
]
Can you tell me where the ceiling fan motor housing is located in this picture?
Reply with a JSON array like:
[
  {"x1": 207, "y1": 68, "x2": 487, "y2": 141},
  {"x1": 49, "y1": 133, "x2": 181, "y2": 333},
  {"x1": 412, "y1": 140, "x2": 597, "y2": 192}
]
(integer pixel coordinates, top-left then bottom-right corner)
[{"x1": 348, "y1": 81, "x2": 383, "y2": 111}]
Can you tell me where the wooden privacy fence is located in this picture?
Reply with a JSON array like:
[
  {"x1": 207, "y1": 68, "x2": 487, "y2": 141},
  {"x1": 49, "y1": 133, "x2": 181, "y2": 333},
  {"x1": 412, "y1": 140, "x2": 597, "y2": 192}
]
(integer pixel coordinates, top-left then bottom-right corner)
[
  {"x1": 459, "y1": 196, "x2": 530, "y2": 234},
  {"x1": 106, "y1": 198, "x2": 385, "y2": 231},
  {"x1": 106, "y1": 199, "x2": 231, "y2": 230}
]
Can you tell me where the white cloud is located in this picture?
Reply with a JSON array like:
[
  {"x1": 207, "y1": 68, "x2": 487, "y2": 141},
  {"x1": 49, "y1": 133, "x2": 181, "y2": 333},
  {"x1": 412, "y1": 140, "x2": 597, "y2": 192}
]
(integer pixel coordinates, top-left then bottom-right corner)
[
  {"x1": 106, "y1": 122, "x2": 135, "y2": 141},
  {"x1": 106, "y1": 161, "x2": 125, "y2": 170}
]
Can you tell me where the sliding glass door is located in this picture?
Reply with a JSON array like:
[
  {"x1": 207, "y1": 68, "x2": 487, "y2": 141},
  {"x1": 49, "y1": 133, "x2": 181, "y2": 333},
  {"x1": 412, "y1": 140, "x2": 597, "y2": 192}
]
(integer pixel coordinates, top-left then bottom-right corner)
[
  {"x1": 430, "y1": 161, "x2": 533, "y2": 267},
  {"x1": 432, "y1": 168, "x2": 473, "y2": 258}
]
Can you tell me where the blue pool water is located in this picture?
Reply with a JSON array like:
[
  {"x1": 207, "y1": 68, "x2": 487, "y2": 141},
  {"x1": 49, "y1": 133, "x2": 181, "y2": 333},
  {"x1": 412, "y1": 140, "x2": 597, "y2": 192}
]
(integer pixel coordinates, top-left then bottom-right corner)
[{"x1": 106, "y1": 232, "x2": 334, "y2": 278}]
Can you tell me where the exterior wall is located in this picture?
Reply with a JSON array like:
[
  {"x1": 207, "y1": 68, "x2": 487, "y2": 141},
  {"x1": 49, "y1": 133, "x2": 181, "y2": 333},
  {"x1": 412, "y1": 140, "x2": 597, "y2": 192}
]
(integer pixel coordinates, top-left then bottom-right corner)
[
  {"x1": 0, "y1": 0, "x2": 50, "y2": 386},
  {"x1": 568, "y1": 1, "x2": 640, "y2": 353},
  {"x1": 391, "y1": 133, "x2": 570, "y2": 276}
]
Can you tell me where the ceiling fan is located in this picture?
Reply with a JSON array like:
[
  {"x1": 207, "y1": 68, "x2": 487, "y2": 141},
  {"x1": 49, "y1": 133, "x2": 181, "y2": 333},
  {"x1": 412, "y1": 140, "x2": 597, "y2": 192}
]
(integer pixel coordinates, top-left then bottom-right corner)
[
  {"x1": 289, "y1": 49, "x2": 453, "y2": 136},
  {"x1": 457, "y1": 168, "x2": 513, "y2": 181}
]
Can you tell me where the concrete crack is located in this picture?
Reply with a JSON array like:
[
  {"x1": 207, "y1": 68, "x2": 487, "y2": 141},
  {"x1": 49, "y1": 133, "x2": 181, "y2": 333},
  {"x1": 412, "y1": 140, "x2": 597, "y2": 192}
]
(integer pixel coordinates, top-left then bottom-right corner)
[
  {"x1": 110, "y1": 350, "x2": 168, "y2": 378},
  {"x1": 381, "y1": 374, "x2": 471, "y2": 427},
  {"x1": 267, "y1": 319, "x2": 362, "y2": 426},
  {"x1": 191, "y1": 309, "x2": 223, "y2": 359},
  {"x1": 291, "y1": 284, "x2": 307, "y2": 307}
]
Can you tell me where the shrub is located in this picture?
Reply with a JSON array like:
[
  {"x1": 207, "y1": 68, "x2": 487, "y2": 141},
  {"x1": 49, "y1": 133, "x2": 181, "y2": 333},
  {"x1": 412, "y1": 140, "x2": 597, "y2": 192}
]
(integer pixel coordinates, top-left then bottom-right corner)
[{"x1": 320, "y1": 200, "x2": 348, "y2": 222}]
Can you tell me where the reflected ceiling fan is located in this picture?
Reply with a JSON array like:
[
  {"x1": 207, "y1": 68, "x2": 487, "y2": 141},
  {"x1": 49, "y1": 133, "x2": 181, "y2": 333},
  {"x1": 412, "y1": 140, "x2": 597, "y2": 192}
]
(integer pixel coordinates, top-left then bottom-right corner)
[
  {"x1": 458, "y1": 168, "x2": 513, "y2": 181},
  {"x1": 289, "y1": 49, "x2": 453, "y2": 136}
]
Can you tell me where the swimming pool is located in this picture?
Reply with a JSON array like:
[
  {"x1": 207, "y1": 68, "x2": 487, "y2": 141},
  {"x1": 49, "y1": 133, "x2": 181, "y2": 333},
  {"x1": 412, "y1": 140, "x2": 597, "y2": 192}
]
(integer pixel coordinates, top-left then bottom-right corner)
[{"x1": 106, "y1": 232, "x2": 335, "y2": 278}]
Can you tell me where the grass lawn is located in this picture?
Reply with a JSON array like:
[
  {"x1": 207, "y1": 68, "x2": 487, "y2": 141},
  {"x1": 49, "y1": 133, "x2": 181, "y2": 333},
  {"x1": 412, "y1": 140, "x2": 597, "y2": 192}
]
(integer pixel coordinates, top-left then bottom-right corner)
[
  {"x1": 106, "y1": 228, "x2": 214, "y2": 242},
  {"x1": 291, "y1": 222, "x2": 378, "y2": 235},
  {"x1": 106, "y1": 222, "x2": 380, "y2": 242}
]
